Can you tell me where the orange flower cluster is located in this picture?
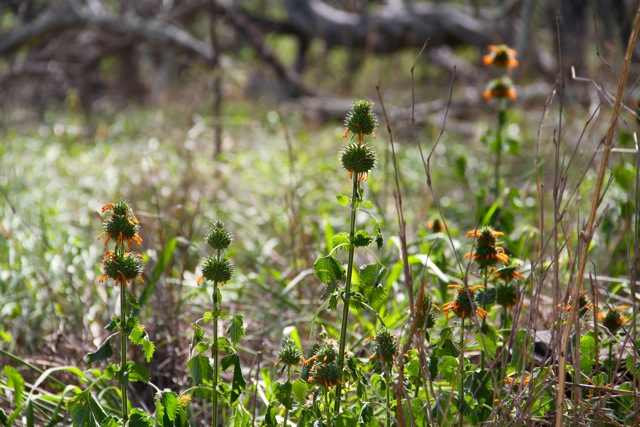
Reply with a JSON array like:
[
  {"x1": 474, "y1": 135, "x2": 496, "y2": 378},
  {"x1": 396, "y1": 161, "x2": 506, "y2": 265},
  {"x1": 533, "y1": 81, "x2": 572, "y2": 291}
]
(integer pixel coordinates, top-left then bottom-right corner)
[
  {"x1": 442, "y1": 285, "x2": 488, "y2": 320},
  {"x1": 483, "y1": 44, "x2": 519, "y2": 68},
  {"x1": 465, "y1": 227, "x2": 509, "y2": 268},
  {"x1": 482, "y1": 44, "x2": 518, "y2": 102}
]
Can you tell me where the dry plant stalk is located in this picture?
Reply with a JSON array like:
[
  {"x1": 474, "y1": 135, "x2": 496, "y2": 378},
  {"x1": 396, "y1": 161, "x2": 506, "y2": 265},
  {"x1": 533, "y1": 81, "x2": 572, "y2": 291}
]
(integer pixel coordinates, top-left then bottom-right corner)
[{"x1": 555, "y1": 4, "x2": 640, "y2": 426}]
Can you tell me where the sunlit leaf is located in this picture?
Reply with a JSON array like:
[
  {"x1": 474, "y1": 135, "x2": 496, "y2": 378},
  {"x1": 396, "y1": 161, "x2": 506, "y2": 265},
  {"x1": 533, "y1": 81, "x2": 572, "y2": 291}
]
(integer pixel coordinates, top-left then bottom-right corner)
[
  {"x1": 227, "y1": 315, "x2": 245, "y2": 346},
  {"x1": 313, "y1": 255, "x2": 345, "y2": 286},
  {"x1": 87, "y1": 339, "x2": 114, "y2": 368},
  {"x1": 187, "y1": 354, "x2": 213, "y2": 385}
]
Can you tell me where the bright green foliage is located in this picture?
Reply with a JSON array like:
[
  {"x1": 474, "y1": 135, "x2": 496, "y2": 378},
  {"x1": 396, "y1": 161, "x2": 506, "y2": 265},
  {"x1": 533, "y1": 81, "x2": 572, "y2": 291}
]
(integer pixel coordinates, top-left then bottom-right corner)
[
  {"x1": 313, "y1": 255, "x2": 346, "y2": 286},
  {"x1": 187, "y1": 353, "x2": 213, "y2": 385}
]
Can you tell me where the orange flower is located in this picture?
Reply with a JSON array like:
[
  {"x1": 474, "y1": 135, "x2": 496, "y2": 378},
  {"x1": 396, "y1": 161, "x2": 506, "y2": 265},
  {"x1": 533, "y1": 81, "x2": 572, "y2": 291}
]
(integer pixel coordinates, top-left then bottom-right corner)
[
  {"x1": 483, "y1": 44, "x2": 519, "y2": 68},
  {"x1": 442, "y1": 285, "x2": 488, "y2": 320},
  {"x1": 465, "y1": 226, "x2": 509, "y2": 268},
  {"x1": 483, "y1": 77, "x2": 517, "y2": 102}
]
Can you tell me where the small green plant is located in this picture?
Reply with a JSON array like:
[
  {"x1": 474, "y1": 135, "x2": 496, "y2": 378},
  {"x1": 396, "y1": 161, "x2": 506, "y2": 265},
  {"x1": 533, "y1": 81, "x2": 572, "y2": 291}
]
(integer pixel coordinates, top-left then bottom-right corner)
[{"x1": 189, "y1": 220, "x2": 247, "y2": 426}]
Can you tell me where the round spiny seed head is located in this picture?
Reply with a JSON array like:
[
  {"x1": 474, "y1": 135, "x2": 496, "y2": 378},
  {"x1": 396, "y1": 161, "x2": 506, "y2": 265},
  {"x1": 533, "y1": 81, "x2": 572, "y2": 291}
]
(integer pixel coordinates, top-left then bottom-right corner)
[
  {"x1": 344, "y1": 99, "x2": 378, "y2": 138},
  {"x1": 201, "y1": 255, "x2": 234, "y2": 283},
  {"x1": 104, "y1": 214, "x2": 139, "y2": 242},
  {"x1": 206, "y1": 220, "x2": 233, "y2": 250},
  {"x1": 315, "y1": 342, "x2": 338, "y2": 365},
  {"x1": 277, "y1": 338, "x2": 303, "y2": 366},
  {"x1": 373, "y1": 328, "x2": 398, "y2": 365},
  {"x1": 313, "y1": 362, "x2": 342, "y2": 388},
  {"x1": 112, "y1": 199, "x2": 132, "y2": 216},
  {"x1": 416, "y1": 293, "x2": 438, "y2": 329},
  {"x1": 340, "y1": 143, "x2": 377, "y2": 175},
  {"x1": 496, "y1": 282, "x2": 517, "y2": 308},
  {"x1": 103, "y1": 251, "x2": 144, "y2": 284},
  {"x1": 602, "y1": 309, "x2": 625, "y2": 334}
]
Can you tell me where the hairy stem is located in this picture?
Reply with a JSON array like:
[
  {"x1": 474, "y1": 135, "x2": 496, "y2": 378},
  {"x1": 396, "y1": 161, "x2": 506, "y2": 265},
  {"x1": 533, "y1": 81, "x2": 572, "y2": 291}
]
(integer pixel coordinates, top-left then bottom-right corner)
[
  {"x1": 118, "y1": 242, "x2": 128, "y2": 421},
  {"x1": 213, "y1": 276, "x2": 220, "y2": 427},
  {"x1": 334, "y1": 172, "x2": 359, "y2": 412}
]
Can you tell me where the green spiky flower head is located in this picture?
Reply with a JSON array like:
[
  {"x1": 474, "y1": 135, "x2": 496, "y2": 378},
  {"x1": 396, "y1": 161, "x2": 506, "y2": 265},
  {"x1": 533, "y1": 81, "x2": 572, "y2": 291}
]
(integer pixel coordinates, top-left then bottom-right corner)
[
  {"x1": 100, "y1": 250, "x2": 144, "y2": 286},
  {"x1": 276, "y1": 338, "x2": 303, "y2": 367},
  {"x1": 206, "y1": 220, "x2": 233, "y2": 250},
  {"x1": 340, "y1": 142, "x2": 377, "y2": 181},
  {"x1": 370, "y1": 327, "x2": 398, "y2": 367},
  {"x1": 343, "y1": 99, "x2": 378, "y2": 141},
  {"x1": 201, "y1": 255, "x2": 234, "y2": 284}
]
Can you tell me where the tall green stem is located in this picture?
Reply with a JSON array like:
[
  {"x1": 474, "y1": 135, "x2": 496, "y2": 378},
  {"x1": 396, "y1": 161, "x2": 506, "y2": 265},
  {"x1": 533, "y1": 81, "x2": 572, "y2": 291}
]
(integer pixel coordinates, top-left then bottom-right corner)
[
  {"x1": 334, "y1": 172, "x2": 359, "y2": 413},
  {"x1": 212, "y1": 277, "x2": 220, "y2": 427},
  {"x1": 118, "y1": 242, "x2": 128, "y2": 422},
  {"x1": 459, "y1": 317, "x2": 465, "y2": 427},
  {"x1": 493, "y1": 107, "x2": 506, "y2": 199},
  {"x1": 283, "y1": 364, "x2": 291, "y2": 427},
  {"x1": 385, "y1": 367, "x2": 391, "y2": 427}
]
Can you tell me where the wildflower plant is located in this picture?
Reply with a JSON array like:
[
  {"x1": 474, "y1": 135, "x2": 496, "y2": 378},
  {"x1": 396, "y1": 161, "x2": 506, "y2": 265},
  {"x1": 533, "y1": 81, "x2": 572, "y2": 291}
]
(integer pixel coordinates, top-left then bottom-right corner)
[
  {"x1": 189, "y1": 220, "x2": 246, "y2": 427},
  {"x1": 312, "y1": 99, "x2": 386, "y2": 416},
  {"x1": 69, "y1": 200, "x2": 162, "y2": 425},
  {"x1": 481, "y1": 44, "x2": 520, "y2": 201}
]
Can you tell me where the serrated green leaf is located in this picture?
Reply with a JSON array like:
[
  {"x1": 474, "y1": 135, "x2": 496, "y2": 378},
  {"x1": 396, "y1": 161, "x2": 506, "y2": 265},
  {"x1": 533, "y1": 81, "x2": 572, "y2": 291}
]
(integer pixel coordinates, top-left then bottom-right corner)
[
  {"x1": 313, "y1": 255, "x2": 345, "y2": 285},
  {"x1": 336, "y1": 194, "x2": 350, "y2": 206},
  {"x1": 359, "y1": 200, "x2": 374, "y2": 210},
  {"x1": 105, "y1": 317, "x2": 119, "y2": 332},
  {"x1": 227, "y1": 315, "x2": 245, "y2": 346},
  {"x1": 128, "y1": 362, "x2": 150, "y2": 383},
  {"x1": 3, "y1": 365, "x2": 24, "y2": 407},
  {"x1": 68, "y1": 389, "x2": 108, "y2": 427},
  {"x1": 475, "y1": 332, "x2": 497, "y2": 359},
  {"x1": 358, "y1": 263, "x2": 388, "y2": 288},
  {"x1": 162, "y1": 391, "x2": 180, "y2": 422},
  {"x1": 263, "y1": 402, "x2": 278, "y2": 426},
  {"x1": 129, "y1": 324, "x2": 155, "y2": 362},
  {"x1": 87, "y1": 339, "x2": 114, "y2": 368},
  {"x1": 221, "y1": 353, "x2": 246, "y2": 402},
  {"x1": 353, "y1": 229, "x2": 372, "y2": 247},
  {"x1": 126, "y1": 290, "x2": 141, "y2": 310},
  {"x1": 274, "y1": 381, "x2": 293, "y2": 410},
  {"x1": 187, "y1": 354, "x2": 213, "y2": 385},
  {"x1": 292, "y1": 379, "x2": 308, "y2": 403},
  {"x1": 438, "y1": 355, "x2": 458, "y2": 384},
  {"x1": 190, "y1": 323, "x2": 204, "y2": 352},
  {"x1": 331, "y1": 232, "x2": 350, "y2": 250},
  {"x1": 128, "y1": 409, "x2": 153, "y2": 427}
]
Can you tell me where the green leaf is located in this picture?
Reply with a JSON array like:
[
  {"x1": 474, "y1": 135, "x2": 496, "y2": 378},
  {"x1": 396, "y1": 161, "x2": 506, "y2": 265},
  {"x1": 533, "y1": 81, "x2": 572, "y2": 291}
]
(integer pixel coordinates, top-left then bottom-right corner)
[
  {"x1": 105, "y1": 316, "x2": 119, "y2": 332},
  {"x1": 126, "y1": 290, "x2": 141, "y2": 310},
  {"x1": 129, "y1": 324, "x2": 155, "y2": 362},
  {"x1": 292, "y1": 379, "x2": 308, "y2": 403},
  {"x1": 274, "y1": 381, "x2": 293, "y2": 410},
  {"x1": 221, "y1": 353, "x2": 246, "y2": 402},
  {"x1": 336, "y1": 410, "x2": 358, "y2": 427},
  {"x1": 358, "y1": 263, "x2": 388, "y2": 288},
  {"x1": 161, "y1": 391, "x2": 180, "y2": 422},
  {"x1": 128, "y1": 409, "x2": 153, "y2": 427},
  {"x1": 331, "y1": 232, "x2": 350, "y2": 250},
  {"x1": 352, "y1": 229, "x2": 373, "y2": 247},
  {"x1": 190, "y1": 323, "x2": 204, "y2": 352},
  {"x1": 87, "y1": 338, "x2": 114, "y2": 368},
  {"x1": 68, "y1": 390, "x2": 108, "y2": 427},
  {"x1": 336, "y1": 194, "x2": 350, "y2": 206},
  {"x1": 313, "y1": 255, "x2": 345, "y2": 286},
  {"x1": 3, "y1": 365, "x2": 24, "y2": 407},
  {"x1": 359, "y1": 200, "x2": 373, "y2": 210},
  {"x1": 438, "y1": 355, "x2": 459, "y2": 384},
  {"x1": 263, "y1": 402, "x2": 278, "y2": 426},
  {"x1": 374, "y1": 224, "x2": 383, "y2": 251},
  {"x1": 187, "y1": 353, "x2": 213, "y2": 385},
  {"x1": 580, "y1": 332, "x2": 596, "y2": 377},
  {"x1": 227, "y1": 315, "x2": 245, "y2": 346},
  {"x1": 128, "y1": 362, "x2": 150, "y2": 384},
  {"x1": 475, "y1": 332, "x2": 497, "y2": 359}
]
